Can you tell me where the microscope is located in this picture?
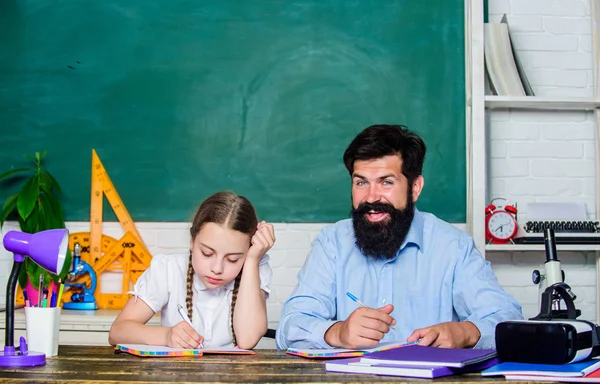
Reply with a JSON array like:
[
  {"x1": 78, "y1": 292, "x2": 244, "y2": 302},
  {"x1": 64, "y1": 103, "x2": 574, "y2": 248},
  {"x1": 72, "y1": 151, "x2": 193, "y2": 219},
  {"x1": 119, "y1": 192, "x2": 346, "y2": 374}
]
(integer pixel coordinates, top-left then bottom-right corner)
[
  {"x1": 63, "y1": 243, "x2": 99, "y2": 310},
  {"x1": 495, "y1": 228, "x2": 600, "y2": 364},
  {"x1": 531, "y1": 228, "x2": 579, "y2": 320}
]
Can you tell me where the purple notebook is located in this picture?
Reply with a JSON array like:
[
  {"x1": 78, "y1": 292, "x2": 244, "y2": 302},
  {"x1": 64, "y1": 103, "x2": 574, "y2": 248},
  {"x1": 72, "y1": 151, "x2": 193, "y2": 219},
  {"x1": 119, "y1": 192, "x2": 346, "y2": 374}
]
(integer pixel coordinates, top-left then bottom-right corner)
[
  {"x1": 360, "y1": 345, "x2": 498, "y2": 368},
  {"x1": 326, "y1": 357, "x2": 501, "y2": 379}
]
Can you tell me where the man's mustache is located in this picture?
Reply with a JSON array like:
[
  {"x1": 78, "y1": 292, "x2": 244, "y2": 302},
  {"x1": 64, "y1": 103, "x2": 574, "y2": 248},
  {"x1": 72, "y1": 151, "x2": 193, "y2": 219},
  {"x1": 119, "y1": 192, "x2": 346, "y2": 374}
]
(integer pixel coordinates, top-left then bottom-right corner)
[{"x1": 353, "y1": 202, "x2": 396, "y2": 215}]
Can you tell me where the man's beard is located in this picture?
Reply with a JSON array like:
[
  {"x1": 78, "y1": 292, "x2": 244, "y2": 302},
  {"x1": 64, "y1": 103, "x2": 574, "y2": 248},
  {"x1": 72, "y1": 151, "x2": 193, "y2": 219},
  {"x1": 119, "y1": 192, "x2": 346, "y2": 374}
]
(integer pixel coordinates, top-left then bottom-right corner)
[{"x1": 351, "y1": 198, "x2": 415, "y2": 260}]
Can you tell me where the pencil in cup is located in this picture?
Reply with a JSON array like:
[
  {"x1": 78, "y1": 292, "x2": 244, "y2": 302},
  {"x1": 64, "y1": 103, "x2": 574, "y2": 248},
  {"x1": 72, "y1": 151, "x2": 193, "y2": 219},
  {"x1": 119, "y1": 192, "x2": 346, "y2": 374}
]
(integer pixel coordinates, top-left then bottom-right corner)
[
  {"x1": 49, "y1": 280, "x2": 55, "y2": 307},
  {"x1": 38, "y1": 274, "x2": 44, "y2": 307},
  {"x1": 56, "y1": 280, "x2": 65, "y2": 308},
  {"x1": 346, "y1": 292, "x2": 397, "y2": 331},
  {"x1": 176, "y1": 304, "x2": 204, "y2": 349},
  {"x1": 23, "y1": 290, "x2": 30, "y2": 307}
]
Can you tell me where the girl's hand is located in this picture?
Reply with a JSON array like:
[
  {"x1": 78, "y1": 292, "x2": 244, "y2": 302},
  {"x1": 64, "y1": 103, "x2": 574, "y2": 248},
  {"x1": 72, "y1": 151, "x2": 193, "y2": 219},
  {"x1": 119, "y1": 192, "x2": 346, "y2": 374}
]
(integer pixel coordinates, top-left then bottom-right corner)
[
  {"x1": 247, "y1": 221, "x2": 275, "y2": 261},
  {"x1": 166, "y1": 321, "x2": 204, "y2": 349}
]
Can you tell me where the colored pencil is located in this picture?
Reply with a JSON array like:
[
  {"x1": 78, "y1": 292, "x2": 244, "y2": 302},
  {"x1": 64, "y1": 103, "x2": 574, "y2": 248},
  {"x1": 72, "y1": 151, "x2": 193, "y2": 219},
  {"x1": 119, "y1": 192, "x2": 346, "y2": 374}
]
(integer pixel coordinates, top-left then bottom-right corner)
[{"x1": 56, "y1": 280, "x2": 65, "y2": 308}]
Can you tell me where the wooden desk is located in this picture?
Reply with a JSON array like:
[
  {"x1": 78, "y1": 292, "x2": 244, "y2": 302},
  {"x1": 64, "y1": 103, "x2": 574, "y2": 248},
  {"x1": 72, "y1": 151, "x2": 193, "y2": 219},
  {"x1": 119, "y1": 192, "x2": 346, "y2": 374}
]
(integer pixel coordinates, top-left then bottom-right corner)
[{"x1": 0, "y1": 346, "x2": 546, "y2": 383}]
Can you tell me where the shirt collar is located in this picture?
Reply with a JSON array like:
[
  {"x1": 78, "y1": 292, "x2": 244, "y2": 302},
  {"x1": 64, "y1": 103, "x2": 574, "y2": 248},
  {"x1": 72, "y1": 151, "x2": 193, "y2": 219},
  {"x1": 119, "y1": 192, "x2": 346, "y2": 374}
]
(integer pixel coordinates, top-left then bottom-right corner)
[
  {"x1": 381, "y1": 207, "x2": 424, "y2": 263},
  {"x1": 193, "y1": 273, "x2": 236, "y2": 292},
  {"x1": 401, "y1": 207, "x2": 424, "y2": 251}
]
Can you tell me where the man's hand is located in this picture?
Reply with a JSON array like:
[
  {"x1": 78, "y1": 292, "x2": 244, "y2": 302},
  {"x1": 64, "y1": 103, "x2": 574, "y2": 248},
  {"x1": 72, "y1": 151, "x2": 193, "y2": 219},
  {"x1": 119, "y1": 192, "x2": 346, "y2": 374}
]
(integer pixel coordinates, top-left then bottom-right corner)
[
  {"x1": 406, "y1": 321, "x2": 480, "y2": 348},
  {"x1": 166, "y1": 321, "x2": 204, "y2": 349},
  {"x1": 324, "y1": 304, "x2": 396, "y2": 349}
]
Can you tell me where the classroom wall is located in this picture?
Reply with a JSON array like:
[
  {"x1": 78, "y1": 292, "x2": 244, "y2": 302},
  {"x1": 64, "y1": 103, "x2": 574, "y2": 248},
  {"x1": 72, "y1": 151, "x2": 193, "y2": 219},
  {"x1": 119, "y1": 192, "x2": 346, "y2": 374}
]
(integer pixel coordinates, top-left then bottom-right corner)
[
  {"x1": 486, "y1": 0, "x2": 596, "y2": 322},
  {"x1": 0, "y1": 0, "x2": 596, "y2": 345}
]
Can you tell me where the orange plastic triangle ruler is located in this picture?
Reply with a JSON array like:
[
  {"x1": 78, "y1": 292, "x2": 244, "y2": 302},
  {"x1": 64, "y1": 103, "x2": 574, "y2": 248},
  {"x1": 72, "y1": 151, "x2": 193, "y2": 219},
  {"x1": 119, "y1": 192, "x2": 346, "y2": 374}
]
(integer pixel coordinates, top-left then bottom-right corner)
[{"x1": 90, "y1": 149, "x2": 148, "y2": 262}]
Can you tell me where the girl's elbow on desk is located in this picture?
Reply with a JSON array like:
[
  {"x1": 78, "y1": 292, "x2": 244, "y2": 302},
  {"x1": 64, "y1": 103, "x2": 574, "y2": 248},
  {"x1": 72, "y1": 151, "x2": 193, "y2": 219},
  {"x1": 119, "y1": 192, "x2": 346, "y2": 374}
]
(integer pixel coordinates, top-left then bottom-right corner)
[{"x1": 235, "y1": 325, "x2": 268, "y2": 350}]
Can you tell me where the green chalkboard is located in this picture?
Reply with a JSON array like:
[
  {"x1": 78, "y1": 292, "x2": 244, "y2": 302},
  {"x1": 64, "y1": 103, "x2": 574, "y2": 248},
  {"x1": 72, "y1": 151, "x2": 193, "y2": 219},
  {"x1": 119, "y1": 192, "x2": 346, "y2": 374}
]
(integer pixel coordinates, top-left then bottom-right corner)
[{"x1": 0, "y1": 0, "x2": 466, "y2": 223}]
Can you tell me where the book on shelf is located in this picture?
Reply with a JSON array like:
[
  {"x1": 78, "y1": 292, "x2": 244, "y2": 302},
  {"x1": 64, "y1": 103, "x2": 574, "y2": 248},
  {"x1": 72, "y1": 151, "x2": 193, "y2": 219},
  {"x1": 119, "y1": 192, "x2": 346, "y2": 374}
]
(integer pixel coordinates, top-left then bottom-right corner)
[
  {"x1": 501, "y1": 14, "x2": 534, "y2": 96},
  {"x1": 484, "y1": 15, "x2": 531, "y2": 96},
  {"x1": 325, "y1": 356, "x2": 500, "y2": 379}
]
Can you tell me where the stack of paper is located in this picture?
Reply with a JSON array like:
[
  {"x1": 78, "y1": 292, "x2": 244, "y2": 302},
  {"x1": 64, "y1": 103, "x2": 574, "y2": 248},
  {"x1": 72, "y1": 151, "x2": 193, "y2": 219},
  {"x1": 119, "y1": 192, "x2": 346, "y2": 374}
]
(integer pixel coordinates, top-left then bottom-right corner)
[
  {"x1": 325, "y1": 345, "x2": 499, "y2": 379},
  {"x1": 482, "y1": 359, "x2": 600, "y2": 382}
]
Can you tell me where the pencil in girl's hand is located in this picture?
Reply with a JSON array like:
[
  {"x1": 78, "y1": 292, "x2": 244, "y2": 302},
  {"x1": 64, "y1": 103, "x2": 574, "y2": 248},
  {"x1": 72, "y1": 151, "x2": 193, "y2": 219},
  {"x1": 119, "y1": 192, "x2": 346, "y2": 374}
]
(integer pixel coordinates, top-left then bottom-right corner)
[
  {"x1": 177, "y1": 304, "x2": 203, "y2": 349},
  {"x1": 177, "y1": 304, "x2": 194, "y2": 327}
]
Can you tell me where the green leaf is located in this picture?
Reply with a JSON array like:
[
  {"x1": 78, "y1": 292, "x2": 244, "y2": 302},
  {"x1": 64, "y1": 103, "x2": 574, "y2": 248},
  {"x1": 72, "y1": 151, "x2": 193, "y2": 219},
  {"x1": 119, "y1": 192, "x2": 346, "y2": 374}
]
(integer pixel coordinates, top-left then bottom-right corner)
[
  {"x1": 45, "y1": 172, "x2": 62, "y2": 194},
  {"x1": 23, "y1": 206, "x2": 39, "y2": 233},
  {"x1": 38, "y1": 198, "x2": 58, "y2": 230},
  {"x1": 57, "y1": 248, "x2": 72, "y2": 280},
  {"x1": 39, "y1": 171, "x2": 62, "y2": 195},
  {"x1": 16, "y1": 176, "x2": 39, "y2": 221},
  {"x1": 40, "y1": 150, "x2": 47, "y2": 160},
  {"x1": 16, "y1": 216, "x2": 25, "y2": 231},
  {"x1": 18, "y1": 263, "x2": 27, "y2": 289},
  {"x1": 0, "y1": 168, "x2": 30, "y2": 181},
  {"x1": 38, "y1": 172, "x2": 52, "y2": 193},
  {"x1": 28, "y1": 257, "x2": 55, "y2": 287},
  {"x1": 23, "y1": 154, "x2": 35, "y2": 164},
  {"x1": 26, "y1": 260, "x2": 42, "y2": 289},
  {"x1": 0, "y1": 193, "x2": 18, "y2": 229},
  {"x1": 42, "y1": 192, "x2": 65, "y2": 227}
]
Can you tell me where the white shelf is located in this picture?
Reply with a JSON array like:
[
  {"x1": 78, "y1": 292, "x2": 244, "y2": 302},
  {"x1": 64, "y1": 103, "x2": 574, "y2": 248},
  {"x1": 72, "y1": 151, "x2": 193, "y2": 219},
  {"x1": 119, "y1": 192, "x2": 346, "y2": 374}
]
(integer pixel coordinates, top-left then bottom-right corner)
[
  {"x1": 485, "y1": 96, "x2": 600, "y2": 110},
  {"x1": 486, "y1": 244, "x2": 600, "y2": 252},
  {"x1": 0, "y1": 309, "x2": 160, "y2": 346}
]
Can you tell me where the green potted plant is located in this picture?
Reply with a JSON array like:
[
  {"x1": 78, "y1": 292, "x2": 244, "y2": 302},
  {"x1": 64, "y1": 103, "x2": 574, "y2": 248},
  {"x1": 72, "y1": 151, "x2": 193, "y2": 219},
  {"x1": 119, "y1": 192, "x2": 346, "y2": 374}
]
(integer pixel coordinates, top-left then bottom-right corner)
[{"x1": 0, "y1": 151, "x2": 71, "y2": 304}]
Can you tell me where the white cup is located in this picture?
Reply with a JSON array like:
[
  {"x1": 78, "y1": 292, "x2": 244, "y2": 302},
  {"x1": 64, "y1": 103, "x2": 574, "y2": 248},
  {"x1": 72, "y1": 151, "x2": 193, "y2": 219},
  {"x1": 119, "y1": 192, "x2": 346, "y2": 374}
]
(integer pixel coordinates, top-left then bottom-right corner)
[{"x1": 24, "y1": 307, "x2": 61, "y2": 357}]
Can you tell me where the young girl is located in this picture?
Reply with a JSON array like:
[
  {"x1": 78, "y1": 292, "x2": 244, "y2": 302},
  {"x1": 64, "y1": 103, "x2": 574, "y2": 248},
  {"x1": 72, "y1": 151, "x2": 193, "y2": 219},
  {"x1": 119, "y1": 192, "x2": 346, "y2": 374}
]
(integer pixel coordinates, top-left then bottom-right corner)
[{"x1": 108, "y1": 191, "x2": 275, "y2": 350}]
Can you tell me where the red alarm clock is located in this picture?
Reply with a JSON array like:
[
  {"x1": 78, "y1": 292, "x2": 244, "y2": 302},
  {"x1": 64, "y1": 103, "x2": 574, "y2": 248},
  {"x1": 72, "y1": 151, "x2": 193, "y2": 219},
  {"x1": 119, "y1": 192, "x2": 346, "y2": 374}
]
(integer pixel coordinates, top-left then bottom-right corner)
[{"x1": 485, "y1": 198, "x2": 518, "y2": 244}]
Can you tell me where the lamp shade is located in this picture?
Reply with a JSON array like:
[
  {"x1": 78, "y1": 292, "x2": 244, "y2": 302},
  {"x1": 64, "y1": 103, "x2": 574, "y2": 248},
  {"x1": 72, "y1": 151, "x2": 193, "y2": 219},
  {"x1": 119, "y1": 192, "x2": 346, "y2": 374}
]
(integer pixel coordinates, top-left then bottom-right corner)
[{"x1": 3, "y1": 229, "x2": 68, "y2": 274}]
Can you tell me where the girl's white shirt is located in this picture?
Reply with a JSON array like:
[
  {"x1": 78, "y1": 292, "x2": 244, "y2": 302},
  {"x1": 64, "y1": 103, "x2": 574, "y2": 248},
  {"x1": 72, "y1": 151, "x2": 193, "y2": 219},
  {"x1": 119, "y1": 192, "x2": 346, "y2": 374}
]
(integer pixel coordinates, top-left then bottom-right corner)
[{"x1": 132, "y1": 253, "x2": 272, "y2": 348}]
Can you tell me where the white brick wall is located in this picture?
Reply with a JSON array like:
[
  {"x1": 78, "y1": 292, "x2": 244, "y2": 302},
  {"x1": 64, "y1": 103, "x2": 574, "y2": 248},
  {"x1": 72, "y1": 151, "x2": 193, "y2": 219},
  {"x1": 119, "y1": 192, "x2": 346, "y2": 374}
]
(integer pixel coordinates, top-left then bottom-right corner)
[
  {"x1": 0, "y1": 0, "x2": 597, "y2": 342},
  {"x1": 488, "y1": 0, "x2": 597, "y2": 322},
  {"x1": 0, "y1": 220, "x2": 326, "y2": 334}
]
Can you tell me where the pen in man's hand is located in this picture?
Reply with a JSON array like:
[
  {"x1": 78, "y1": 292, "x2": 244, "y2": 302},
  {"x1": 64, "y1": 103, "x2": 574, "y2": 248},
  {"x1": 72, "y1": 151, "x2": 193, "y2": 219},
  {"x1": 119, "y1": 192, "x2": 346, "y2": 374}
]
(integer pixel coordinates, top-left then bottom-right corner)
[
  {"x1": 176, "y1": 304, "x2": 204, "y2": 348},
  {"x1": 346, "y1": 292, "x2": 397, "y2": 331}
]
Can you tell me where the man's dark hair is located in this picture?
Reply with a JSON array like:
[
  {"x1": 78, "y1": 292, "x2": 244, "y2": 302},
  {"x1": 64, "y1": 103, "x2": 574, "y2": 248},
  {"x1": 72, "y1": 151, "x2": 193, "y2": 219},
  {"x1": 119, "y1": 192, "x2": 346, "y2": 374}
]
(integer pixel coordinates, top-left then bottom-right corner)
[{"x1": 343, "y1": 124, "x2": 426, "y2": 181}]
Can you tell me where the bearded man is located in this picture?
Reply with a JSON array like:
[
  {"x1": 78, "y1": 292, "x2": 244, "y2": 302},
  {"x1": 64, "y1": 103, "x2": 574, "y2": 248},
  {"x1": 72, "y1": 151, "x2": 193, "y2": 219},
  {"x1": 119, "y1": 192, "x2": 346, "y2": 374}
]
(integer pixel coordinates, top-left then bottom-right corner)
[{"x1": 276, "y1": 124, "x2": 523, "y2": 350}]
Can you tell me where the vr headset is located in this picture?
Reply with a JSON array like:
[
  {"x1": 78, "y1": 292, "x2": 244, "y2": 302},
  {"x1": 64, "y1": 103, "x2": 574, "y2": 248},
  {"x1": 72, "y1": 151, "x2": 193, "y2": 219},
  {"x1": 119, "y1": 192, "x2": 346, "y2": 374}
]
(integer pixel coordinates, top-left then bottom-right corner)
[
  {"x1": 495, "y1": 229, "x2": 600, "y2": 365},
  {"x1": 496, "y1": 283, "x2": 600, "y2": 364}
]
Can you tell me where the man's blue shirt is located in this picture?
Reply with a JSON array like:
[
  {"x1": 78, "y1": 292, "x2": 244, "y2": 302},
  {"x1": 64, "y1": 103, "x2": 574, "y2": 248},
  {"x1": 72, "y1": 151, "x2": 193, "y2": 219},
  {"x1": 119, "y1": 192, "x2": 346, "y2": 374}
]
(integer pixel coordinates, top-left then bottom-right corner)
[{"x1": 276, "y1": 209, "x2": 523, "y2": 350}]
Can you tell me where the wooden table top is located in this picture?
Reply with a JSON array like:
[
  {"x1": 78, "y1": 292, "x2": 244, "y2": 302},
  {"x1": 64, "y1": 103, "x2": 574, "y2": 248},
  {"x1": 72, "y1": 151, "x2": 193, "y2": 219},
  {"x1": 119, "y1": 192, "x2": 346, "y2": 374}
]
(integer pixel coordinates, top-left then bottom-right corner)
[{"x1": 0, "y1": 346, "x2": 552, "y2": 383}]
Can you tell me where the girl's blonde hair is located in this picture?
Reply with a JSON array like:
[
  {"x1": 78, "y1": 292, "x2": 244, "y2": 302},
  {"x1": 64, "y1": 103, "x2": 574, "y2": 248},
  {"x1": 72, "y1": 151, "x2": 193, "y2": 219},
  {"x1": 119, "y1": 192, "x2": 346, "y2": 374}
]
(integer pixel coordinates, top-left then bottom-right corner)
[{"x1": 185, "y1": 191, "x2": 258, "y2": 346}]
